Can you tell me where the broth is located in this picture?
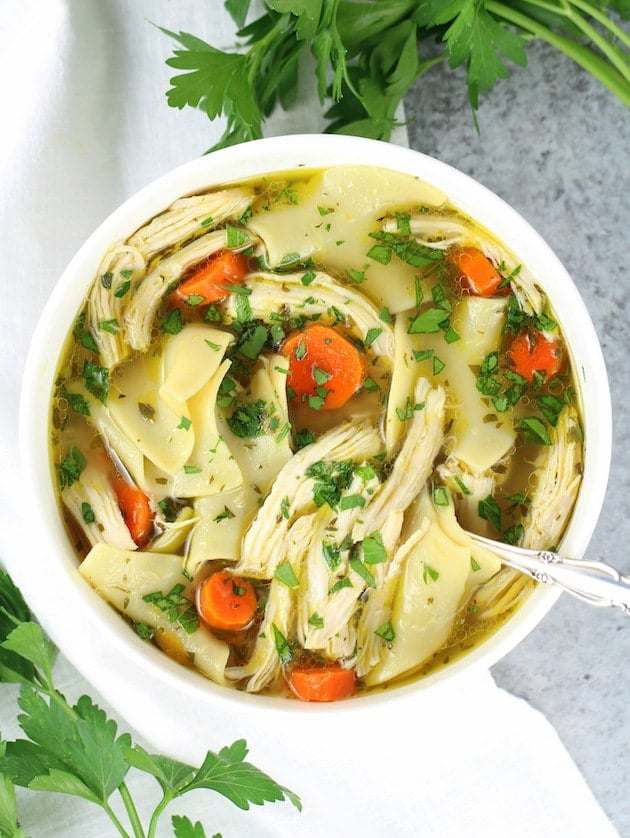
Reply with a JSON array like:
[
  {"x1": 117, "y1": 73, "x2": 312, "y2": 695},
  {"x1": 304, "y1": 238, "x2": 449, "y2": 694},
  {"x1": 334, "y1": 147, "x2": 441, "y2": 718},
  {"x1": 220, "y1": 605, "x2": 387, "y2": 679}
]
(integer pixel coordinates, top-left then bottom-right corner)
[{"x1": 50, "y1": 166, "x2": 582, "y2": 701}]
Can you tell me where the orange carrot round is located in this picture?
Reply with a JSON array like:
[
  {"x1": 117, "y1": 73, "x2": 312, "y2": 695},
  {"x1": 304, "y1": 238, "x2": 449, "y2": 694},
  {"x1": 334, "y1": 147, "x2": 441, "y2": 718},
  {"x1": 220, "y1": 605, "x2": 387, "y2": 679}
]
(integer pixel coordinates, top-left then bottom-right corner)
[
  {"x1": 281, "y1": 324, "x2": 365, "y2": 410},
  {"x1": 111, "y1": 475, "x2": 154, "y2": 547},
  {"x1": 450, "y1": 246, "x2": 508, "y2": 297},
  {"x1": 288, "y1": 664, "x2": 356, "y2": 702},
  {"x1": 197, "y1": 570, "x2": 257, "y2": 632},
  {"x1": 507, "y1": 330, "x2": 563, "y2": 383},
  {"x1": 169, "y1": 250, "x2": 249, "y2": 309}
]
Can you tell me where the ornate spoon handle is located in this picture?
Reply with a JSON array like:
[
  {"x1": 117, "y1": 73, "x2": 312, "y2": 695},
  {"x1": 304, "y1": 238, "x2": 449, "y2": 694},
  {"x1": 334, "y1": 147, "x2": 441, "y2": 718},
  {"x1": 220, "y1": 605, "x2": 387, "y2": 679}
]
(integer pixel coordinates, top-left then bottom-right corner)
[{"x1": 469, "y1": 533, "x2": 630, "y2": 614}]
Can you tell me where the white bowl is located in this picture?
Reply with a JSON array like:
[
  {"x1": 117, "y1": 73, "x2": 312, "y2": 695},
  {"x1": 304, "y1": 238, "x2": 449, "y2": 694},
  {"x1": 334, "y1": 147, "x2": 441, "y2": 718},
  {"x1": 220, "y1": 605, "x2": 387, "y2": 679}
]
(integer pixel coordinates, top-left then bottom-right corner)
[{"x1": 16, "y1": 134, "x2": 611, "y2": 759}]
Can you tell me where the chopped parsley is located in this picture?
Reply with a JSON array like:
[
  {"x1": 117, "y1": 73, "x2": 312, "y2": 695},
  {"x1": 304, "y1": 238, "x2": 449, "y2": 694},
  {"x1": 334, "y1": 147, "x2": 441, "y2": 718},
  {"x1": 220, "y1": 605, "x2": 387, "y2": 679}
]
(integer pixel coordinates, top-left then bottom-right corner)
[
  {"x1": 367, "y1": 230, "x2": 443, "y2": 268},
  {"x1": 142, "y1": 583, "x2": 199, "y2": 634},
  {"x1": 432, "y1": 486, "x2": 450, "y2": 507},
  {"x1": 478, "y1": 495, "x2": 502, "y2": 531},
  {"x1": 183, "y1": 464, "x2": 202, "y2": 474},
  {"x1": 66, "y1": 391, "x2": 90, "y2": 417},
  {"x1": 364, "y1": 327, "x2": 382, "y2": 347},
  {"x1": 214, "y1": 506, "x2": 235, "y2": 522},
  {"x1": 423, "y1": 563, "x2": 440, "y2": 583},
  {"x1": 307, "y1": 460, "x2": 355, "y2": 510},
  {"x1": 157, "y1": 497, "x2": 178, "y2": 522},
  {"x1": 516, "y1": 416, "x2": 552, "y2": 446},
  {"x1": 226, "y1": 224, "x2": 249, "y2": 248},
  {"x1": 322, "y1": 541, "x2": 341, "y2": 571},
  {"x1": 82, "y1": 360, "x2": 109, "y2": 404},
  {"x1": 114, "y1": 280, "x2": 131, "y2": 298},
  {"x1": 274, "y1": 561, "x2": 300, "y2": 588},
  {"x1": 98, "y1": 319, "x2": 120, "y2": 335},
  {"x1": 308, "y1": 612, "x2": 324, "y2": 628},
  {"x1": 375, "y1": 620, "x2": 396, "y2": 642},
  {"x1": 362, "y1": 531, "x2": 386, "y2": 565},
  {"x1": 330, "y1": 577, "x2": 353, "y2": 594},
  {"x1": 503, "y1": 523, "x2": 525, "y2": 545},
  {"x1": 349, "y1": 555, "x2": 375, "y2": 587},
  {"x1": 227, "y1": 398, "x2": 267, "y2": 438},
  {"x1": 293, "y1": 428, "x2": 317, "y2": 450},
  {"x1": 272, "y1": 623, "x2": 292, "y2": 663},
  {"x1": 73, "y1": 313, "x2": 99, "y2": 353},
  {"x1": 339, "y1": 494, "x2": 366, "y2": 511},
  {"x1": 161, "y1": 308, "x2": 184, "y2": 335}
]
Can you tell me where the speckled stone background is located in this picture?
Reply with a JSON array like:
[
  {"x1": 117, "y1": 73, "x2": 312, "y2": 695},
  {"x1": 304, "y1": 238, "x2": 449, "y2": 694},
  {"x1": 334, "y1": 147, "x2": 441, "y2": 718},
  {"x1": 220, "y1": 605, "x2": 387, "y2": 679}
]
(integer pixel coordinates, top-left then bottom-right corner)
[{"x1": 403, "y1": 39, "x2": 629, "y2": 834}]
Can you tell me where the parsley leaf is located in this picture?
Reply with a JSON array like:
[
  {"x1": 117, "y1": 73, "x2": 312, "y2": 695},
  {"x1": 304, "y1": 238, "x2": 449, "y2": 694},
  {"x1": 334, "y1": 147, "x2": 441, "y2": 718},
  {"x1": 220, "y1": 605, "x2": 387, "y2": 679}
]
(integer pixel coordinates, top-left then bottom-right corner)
[
  {"x1": 161, "y1": 2, "x2": 630, "y2": 147},
  {"x1": 0, "y1": 571, "x2": 302, "y2": 831}
]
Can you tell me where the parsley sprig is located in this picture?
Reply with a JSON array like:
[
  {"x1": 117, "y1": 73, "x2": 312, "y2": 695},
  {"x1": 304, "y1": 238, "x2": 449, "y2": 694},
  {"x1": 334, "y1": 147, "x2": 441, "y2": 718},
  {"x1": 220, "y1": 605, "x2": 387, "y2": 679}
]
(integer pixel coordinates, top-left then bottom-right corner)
[
  {"x1": 161, "y1": 1, "x2": 630, "y2": 148},
  {"x1": 0, "y1": 570, "x2": 301, "y2": 837}
]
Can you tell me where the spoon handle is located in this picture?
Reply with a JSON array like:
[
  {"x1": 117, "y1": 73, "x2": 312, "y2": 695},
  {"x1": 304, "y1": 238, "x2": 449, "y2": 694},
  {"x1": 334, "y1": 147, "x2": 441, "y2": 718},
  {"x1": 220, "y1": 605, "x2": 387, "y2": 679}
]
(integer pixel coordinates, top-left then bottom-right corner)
[{"x1": 469, "y1": 534, "x2": 630, "y2": 614}]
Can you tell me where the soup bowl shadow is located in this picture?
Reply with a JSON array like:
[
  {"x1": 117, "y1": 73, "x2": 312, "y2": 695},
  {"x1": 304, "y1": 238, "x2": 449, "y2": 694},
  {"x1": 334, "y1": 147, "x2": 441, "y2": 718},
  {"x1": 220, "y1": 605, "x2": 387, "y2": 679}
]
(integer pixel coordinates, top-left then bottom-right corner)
[{"x1": 16, "y1": 134, "x2": 611, "y2": 762}]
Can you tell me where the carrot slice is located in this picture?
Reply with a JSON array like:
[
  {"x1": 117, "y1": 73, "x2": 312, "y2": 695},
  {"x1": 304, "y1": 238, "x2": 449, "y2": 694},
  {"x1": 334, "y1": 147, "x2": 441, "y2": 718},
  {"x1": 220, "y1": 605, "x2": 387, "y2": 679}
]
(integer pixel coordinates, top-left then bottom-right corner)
[
  {"x1": 289, "y1": 664, "x2": 356, "y2": 702},
  {"x1": 450, "y1": 246, "x2": 508, "y2": 297},
  {"x1": 507, "y1": 330, "x2": 563, "y2": 383},
  {"x1": 197, "y1": 570, "x2": 257, "y2": 631},
  {"x1": 281, "y1": 324, "x2": 365, "y2": 410},
  {"x1": 111, "y1": 474, "x2": 154, "y2": 548},
  {"x1": 169, "y1": 250, "x2": 249, "y2": 308}
]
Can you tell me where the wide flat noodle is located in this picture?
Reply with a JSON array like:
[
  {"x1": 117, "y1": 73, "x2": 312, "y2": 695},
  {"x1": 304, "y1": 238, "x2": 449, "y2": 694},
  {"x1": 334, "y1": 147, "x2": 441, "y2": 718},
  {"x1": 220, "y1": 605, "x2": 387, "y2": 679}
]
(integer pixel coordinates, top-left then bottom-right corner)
[
  {"x1": 108, "y1": 351, "x2": 194, "y2": 475},
  {"x1": 186, "y1": 485, "x2": 262, "y2": 573},
  {"x1": 366, "y1": 488, "x2": 499, "y2": 686},
  {"x1": 160, "y1": 323, "x2": 233, "y2": 409},
  {"x1": 79, "y1": 544, "x2": 229, "y2": 684},
  {"x1": 409, "y1": 322, "x2": 515, "y2": 474},
  {"x1": 247, "y1": 166, "x2": 446, "y2": 313},
  {"x1": 170, "y1": 360, "x2": 243, "y2": 498}
]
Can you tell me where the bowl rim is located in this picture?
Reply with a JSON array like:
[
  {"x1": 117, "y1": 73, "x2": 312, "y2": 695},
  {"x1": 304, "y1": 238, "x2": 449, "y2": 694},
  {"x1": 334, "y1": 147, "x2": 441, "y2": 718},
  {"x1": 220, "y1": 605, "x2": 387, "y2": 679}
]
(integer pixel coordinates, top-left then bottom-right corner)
[{"x1": 16, "y1": 134, "x2": 612, "y2": 745}]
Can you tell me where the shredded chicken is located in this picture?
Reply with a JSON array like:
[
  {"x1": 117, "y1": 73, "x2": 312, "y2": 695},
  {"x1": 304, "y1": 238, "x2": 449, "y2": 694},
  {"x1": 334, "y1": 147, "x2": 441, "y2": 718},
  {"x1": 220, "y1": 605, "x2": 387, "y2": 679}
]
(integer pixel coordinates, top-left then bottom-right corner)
[
  {"x1": 521, "y1": 405, "x2": 583, "y2": 550},
  {"x1": 62, "y1": 461, "x2": 137, "y2": 551},
  {"x1": 353, "y1": 379, "x2": 446, "y2": 543},
  {"x1": 436, "y1": 456, "x2": 496, "y2": 536},
  {"x1": 235, "y1": 421, "x2": 383, "y2": 578},
  {"x1": 223, "y1": 270, "x2": 394, "y2": 360},
  {"x1": 127, "y1": 187, "x2": 254, "y2": 260},
  {"x1": 124, "y1": 230, "x2": 231, "y2": 352},
  {"x1": 382, "y1": 213, "x2": 467, "y2": 249},
  {"x1": 87, "y1": 244, "x2": 145, "y2": 369},
  {"x1": 226, "y1": 515, "x2": 314, "y2": 692}
]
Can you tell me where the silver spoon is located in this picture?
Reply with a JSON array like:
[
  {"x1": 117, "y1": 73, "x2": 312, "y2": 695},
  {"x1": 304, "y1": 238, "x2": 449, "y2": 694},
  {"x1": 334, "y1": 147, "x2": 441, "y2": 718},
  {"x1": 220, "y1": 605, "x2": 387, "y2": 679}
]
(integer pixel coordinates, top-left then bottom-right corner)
[{"x1": 469, "y1": 533, "x2": 630, "y2": 614}]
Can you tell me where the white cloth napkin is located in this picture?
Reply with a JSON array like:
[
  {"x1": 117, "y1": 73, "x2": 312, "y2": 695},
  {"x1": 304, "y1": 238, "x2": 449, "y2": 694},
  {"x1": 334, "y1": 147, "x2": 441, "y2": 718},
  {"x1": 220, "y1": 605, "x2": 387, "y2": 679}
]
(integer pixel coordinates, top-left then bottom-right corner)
[{"x1": 0, "y1": 2, "x2": 617, "y2": 836}]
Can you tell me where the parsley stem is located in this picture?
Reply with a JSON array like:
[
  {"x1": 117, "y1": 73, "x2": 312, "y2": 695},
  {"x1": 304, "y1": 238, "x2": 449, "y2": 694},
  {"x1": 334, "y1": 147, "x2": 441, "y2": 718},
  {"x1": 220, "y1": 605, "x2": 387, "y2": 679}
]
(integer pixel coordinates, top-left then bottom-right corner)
[
  {"x1": 117, "y1": 781, "x2": 147, "y2": 838},
  {"x1": 102, "y1": 798, "x2": 135, "y2": 838},
  {"x1": 487, "y1": 1, "x2": 630, "y2": 107},
  {"x1": 569, "y1": 0, "x2": 630, "y2": 50},
  {"x1": 562, "y1": 1, "x2": 630, "y2": 82},
  {"x1": 147, "y1": 790, "x2": 175, "y2": 838}
]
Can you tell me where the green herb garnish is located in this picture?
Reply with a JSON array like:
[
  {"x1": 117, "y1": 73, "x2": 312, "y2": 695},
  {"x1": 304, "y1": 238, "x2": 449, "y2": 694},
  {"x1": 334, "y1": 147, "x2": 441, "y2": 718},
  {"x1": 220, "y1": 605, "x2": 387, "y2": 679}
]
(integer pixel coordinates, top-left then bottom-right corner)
[
  {"x1": 274, "y1": 561, "x2": 300, "y2": 588},
  {"x1": 0, "y1": 569, "x2": 301, "y2": 832},
  {"x1": 161, "y1": 4, "x2": 629, "y2": 148},
  {"x1": 57, "y1": 445, "x2": 87, "y2": 491}
]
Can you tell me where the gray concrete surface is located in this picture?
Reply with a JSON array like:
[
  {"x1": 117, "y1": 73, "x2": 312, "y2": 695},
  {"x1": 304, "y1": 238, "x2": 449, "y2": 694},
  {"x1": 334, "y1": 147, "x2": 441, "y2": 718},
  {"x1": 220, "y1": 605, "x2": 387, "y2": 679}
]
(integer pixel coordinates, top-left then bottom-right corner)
[{"x1": 404, "y1": 38, "x2": 629, "y2": 835}]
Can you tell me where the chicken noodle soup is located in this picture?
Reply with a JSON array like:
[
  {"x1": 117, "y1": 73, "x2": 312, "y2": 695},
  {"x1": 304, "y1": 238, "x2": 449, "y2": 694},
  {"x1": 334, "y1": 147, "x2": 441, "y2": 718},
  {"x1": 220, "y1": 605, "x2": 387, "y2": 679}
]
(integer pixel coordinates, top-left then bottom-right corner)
[{"x1": 51, "y1": 166, "x2": 583, "y2": 701}]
